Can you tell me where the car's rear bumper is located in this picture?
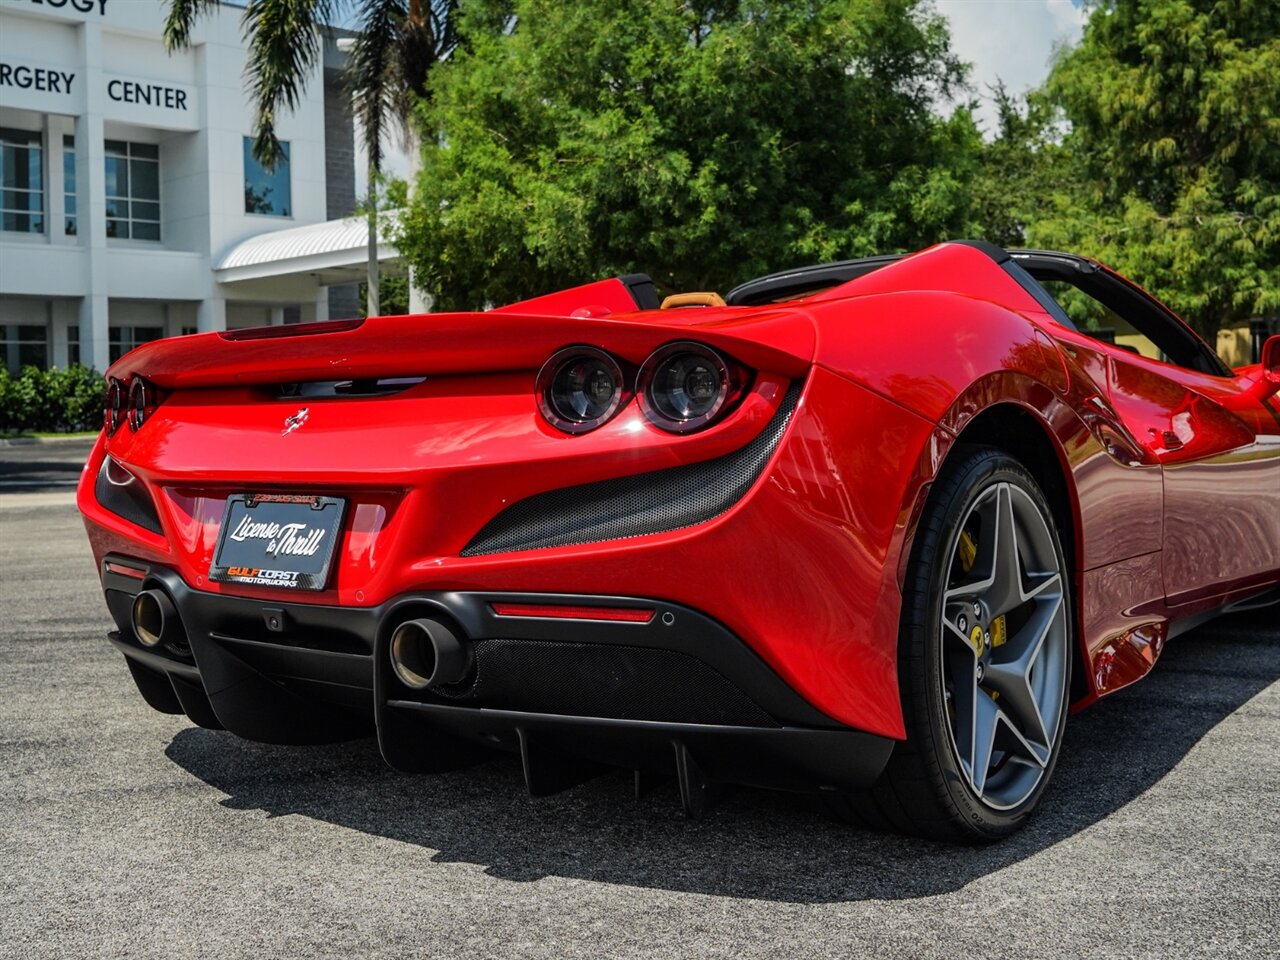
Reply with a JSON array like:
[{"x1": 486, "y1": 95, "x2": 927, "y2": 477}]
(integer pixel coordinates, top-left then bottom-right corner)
[
  {"x1": 80, "y1": 366, "x2": 943, "y2": 740},
  {"x1": 101, "y1": 559, "x2": 894, "y2": 801}
]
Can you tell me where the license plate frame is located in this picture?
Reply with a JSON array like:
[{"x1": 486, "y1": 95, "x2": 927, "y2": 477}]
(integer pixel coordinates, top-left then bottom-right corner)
[{"x1": 209, "y1": 493, "x2": 346, "y2": 591}]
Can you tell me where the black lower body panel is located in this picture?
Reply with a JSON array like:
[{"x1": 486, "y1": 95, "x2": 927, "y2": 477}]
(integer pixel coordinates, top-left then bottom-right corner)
[
  {"x1": 101, "y1": 557, "x2": 895, "y2": 804},
  {"x1": 387, "y1": 701, "x2": 893, "y2": 794}
]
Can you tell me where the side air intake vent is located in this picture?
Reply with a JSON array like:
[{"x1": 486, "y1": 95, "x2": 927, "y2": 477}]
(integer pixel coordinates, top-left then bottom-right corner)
[{"x1": 461, "y1": 383, "x2": 800, "y2": 556}]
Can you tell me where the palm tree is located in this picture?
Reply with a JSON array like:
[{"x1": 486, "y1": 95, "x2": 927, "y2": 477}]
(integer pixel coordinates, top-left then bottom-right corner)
[{"x1": 163, "y1": 0, "x2": 459, "y2": 316}]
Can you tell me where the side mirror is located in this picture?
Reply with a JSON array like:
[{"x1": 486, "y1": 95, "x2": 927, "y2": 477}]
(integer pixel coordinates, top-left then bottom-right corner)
[
  {"x1": 1263, "y1": 335, "x2": 1280, "y2": 388},
  {"x1": 1228, "y1": 334, "x2": 1280, "y2": 409}
]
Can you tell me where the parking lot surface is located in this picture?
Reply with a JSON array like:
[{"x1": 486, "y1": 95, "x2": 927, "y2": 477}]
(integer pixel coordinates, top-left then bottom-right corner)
[
  {"x1": 0, "y1": 437, "x2": 94, "y2": 493},
  {"x1": 1, "y1": 463, "x2": 1277, "y2": 959}
]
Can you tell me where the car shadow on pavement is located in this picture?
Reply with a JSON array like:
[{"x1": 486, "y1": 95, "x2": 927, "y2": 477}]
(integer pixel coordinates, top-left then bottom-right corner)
[{"x1": 164, "y1": 611, "x2": 1279, "y2": 903}]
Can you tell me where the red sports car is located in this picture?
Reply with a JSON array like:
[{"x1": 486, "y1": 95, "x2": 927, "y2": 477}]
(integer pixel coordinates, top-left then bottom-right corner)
[{"x1": 78, "y1": 240, "x2": 1280, "y2": 840}]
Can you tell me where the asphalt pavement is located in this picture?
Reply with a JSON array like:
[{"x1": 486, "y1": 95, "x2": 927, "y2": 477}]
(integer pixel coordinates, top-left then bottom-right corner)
[
  {"x1": 1, "y1": 447, "x2": 1278, "y2": 959},
  {"x1": 0, "y1": 437, "x2": 96, "y2": 493}
]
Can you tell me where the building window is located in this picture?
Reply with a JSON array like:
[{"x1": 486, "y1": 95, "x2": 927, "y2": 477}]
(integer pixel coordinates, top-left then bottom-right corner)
[
  {"x1": 109, "y1": 325, "x2": 164, "y2": 362},
  {"x1": 105, "y1": 140, "x2": 160, "y2": 240},
  {"x1": 64, "y1": 135, "x2": 77, "y2": 236},
  {"x1": 2, "y1": 324, "x2": 49, "y2": 373},
  {"x1": 1, "y1": 127, "x2": 44, "y2": 234},
  {"x1": 243, "y1": 137, "x2": 292, "y2": 217},
  {"x1": 180, "y1": 326, "x2": 197, "y2": 336}
]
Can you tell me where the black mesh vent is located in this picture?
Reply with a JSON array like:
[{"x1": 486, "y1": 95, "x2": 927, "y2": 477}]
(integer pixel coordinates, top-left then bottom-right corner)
[
  {"x1": 95, "y1": 458, "x2": 163, "y2": 535},
  {"x1": 462, "y1": 383, "x2": 800, "y2": 555},
  {"x1": 426, "y1": 638, "x2": 777, "y2": 727}
]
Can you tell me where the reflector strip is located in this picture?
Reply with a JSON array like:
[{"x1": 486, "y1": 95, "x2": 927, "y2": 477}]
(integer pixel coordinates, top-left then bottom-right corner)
[
  {"x1": 489, "y1": 602, "x2": 655, "y2": 623},
  {"x1": 105, "y1": 561, "x2": 147, "y2": 580}
]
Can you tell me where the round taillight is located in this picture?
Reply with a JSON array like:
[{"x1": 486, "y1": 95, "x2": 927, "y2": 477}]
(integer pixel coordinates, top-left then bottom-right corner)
[
  {"x1": 536, "y1": 347, "x2": 626, "y2": 434},
  {"x1": 104, "y1": 379, "x2": 124, "y2": 434},
  {"x1": 638, "y1": 342, "x2": 732, "y2": 433},
  {"x1": 128, "y1": 377, "x2": 152, "y2": 431}
]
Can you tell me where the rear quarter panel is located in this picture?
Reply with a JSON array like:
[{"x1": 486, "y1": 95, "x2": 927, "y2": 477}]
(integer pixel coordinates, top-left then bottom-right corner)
[{"x1": 804, "y1": 268, "x2": 1181, "y2": 706}]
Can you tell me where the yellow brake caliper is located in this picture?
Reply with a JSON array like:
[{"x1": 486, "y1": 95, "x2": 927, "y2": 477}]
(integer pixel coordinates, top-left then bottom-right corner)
[
  {"x1": 958, "y1": 531, "x2": 978, "y2": 575},
  {"x1": 959, "y1": 529, "x2": 1002, "y2": 694},
  {"x1": 988, "y1": 615, "x2": 1007, "y2": 700},
  {"x1": 961, "y1": 528, "x2": 1005, "y2": 696}
]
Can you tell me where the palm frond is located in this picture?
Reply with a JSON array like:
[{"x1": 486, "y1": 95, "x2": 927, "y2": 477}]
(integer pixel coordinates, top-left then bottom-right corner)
[
  {"x1": 349, "y1": 0, "x2": 461, "y2": 172},
  {"x1": 427, "y1": 0, "x2": 461, "y2": 61},
  {"x1": 400, "y1": 0, "x2": 460, "y2": 104},
  {"x1": 242, "y1": 0, "x2": 335, "y2": 169},
  {"x1": 167, "y1": 0, "x2": 460, "y2": 175},
  {"x1": 163, "y1": 0, "x2": 223, "y2": 51},
  {"x1": 349, "y1": 0, "x2": 406, "y2": 175}
]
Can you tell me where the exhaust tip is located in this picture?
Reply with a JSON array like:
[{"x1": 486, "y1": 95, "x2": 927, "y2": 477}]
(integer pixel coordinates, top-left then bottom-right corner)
[
  {"x1": 131, "y1": 589, "x2": 177, "y2": 648},
  {"x1": 389, "y1": 618, "x2": 470, "y2": 690}
]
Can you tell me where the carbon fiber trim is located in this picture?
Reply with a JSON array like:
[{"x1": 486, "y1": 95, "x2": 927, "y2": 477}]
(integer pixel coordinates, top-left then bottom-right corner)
[{"x1": 461, "y1": 383, "x2": 801, "y2": 556}]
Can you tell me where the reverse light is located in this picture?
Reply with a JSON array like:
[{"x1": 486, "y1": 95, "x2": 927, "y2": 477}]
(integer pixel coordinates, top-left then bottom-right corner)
[
  {"x1": 536, "y1": 346, "x2": 628, "y2": 434},
  {"x1": 638, "y1": 342, "x2": 736, "y2": 433}
]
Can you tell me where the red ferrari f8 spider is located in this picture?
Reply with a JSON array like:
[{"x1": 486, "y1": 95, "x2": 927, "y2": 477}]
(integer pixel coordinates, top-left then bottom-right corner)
[{"x1": 79, "y1": 240, "x2": 1280, "y2": 839}]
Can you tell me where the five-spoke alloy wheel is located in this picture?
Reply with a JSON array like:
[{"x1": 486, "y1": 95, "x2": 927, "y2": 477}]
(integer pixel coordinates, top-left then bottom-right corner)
[
  {"x1": 939, "y1": 479, "x2": 1069, "y2": 812},
  {"x1": 834, "y1": 445, "x2": 1073, "y2": 840}
]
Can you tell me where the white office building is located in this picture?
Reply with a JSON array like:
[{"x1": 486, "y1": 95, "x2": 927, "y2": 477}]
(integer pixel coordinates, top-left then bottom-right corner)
[{"x1": 0, "y1": 0, "x2": 395, "y2": 373}]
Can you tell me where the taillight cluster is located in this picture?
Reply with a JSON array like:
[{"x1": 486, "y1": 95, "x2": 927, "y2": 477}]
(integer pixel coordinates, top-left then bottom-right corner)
[
  {"x1": 104, "y1": 376, "x2": 161, "y2": 435},
  {"x1": 537, "y1": 341, "x2": 747, "y2": 435},
  {"x1": 536, "y1": 347, "x2": 628, "y2": 434}
]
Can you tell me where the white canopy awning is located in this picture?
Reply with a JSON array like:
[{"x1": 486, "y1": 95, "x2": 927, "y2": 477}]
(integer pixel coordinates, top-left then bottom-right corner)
[{"x1": 214, "y1": 214, "x2": 402, "y2": 285}]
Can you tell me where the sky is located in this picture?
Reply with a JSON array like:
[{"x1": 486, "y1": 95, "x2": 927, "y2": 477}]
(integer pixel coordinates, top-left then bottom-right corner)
[
  {"x1": 355, "y1": 0, "x2": 1091, "y2": 197},
  {"x1": 935, "y1": 0, "x2": 1090, "y2": 134}
]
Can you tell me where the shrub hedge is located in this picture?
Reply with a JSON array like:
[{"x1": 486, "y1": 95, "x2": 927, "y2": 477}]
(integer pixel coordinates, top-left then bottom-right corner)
[{"x1": 0, "y1": 365, "x2": 104, "y2": 434}]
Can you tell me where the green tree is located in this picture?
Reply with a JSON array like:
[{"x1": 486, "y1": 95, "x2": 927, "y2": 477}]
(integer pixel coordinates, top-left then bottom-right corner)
[
  {"x1": 396, "y1": 0, "x2": 986, "y2": 309},
  {"x1": 1023, "y1": 0, "x2": 1280, "y2": 340},
  {"x1": 358, "y1": 274, "x2": 410, "y2": 315},
  {"x1": 967, "y1": 82, "x2": 1063, "y2": 250}
]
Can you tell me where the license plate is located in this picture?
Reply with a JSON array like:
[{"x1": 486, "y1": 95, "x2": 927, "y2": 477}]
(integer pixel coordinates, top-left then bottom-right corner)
[{"x1": 210, "y1": 494, "x2": 346, "y2": 591}]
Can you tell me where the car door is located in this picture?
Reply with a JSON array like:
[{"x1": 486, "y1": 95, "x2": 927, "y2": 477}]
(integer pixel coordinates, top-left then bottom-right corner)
[
  {"x1": 1105, "y1": 346, "x2": 1280, "y2": 605},
  {"x1": 1019, "y1": 255, "x2": 1280, "y2": 606}
]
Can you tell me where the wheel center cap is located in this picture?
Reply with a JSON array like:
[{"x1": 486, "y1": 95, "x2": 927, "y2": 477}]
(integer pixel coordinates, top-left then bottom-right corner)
[{"x1": 969, "y1": 624, "x2": 987, "y2": 656}]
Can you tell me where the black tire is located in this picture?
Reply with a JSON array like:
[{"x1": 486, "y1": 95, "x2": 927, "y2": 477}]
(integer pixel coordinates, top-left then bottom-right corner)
[{"x1": 835, "y1": 445, "x2": 1073, "y2": 841}]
